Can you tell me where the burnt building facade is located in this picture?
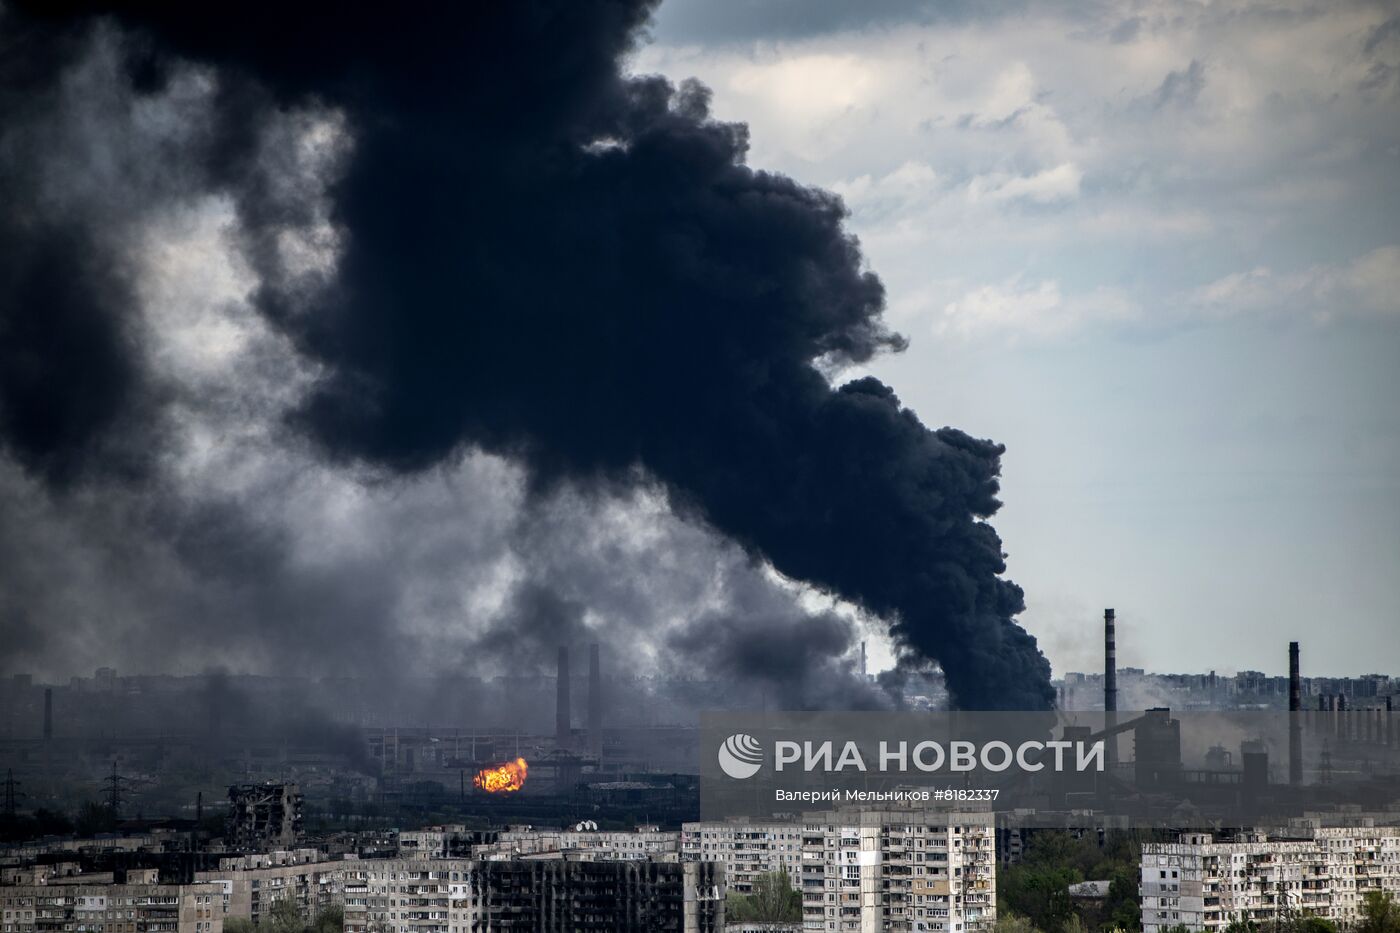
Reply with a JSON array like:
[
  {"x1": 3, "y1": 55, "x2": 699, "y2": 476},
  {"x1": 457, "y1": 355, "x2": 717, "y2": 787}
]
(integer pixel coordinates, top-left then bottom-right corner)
[
  {"x1": 226, "y1": 783, "x2": 303, "y2": 851},
  {"x1": 342, "y1": 856, "x2": 723, "y2": 932}
]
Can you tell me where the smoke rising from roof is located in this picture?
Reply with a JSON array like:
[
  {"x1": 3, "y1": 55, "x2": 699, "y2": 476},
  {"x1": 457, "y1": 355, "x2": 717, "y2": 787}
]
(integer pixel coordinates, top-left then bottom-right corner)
[{"x1": 0, "y1": 2, "x2": 1052, "y2": 709}]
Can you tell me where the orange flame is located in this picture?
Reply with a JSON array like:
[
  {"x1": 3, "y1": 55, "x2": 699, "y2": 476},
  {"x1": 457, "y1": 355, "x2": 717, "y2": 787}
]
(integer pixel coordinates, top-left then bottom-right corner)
[{"x1": 473, "y1": 757, "x2": 528, "y2": 793}]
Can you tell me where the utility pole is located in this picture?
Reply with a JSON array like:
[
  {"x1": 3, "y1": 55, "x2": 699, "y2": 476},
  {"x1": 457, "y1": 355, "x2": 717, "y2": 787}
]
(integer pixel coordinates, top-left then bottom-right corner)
[
  {"x1": 103, "y1": 760, "x2": 134, "y2": 819},
  {"x1": 2, "y1": 769, "x2": 22, "y2": 818}
]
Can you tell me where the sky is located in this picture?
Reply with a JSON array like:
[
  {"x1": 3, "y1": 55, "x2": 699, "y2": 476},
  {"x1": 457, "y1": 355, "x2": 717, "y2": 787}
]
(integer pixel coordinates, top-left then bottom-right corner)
[
  {"x1": 634, "y1": 0, "x2": 1400, "y2": 677},
  {"x1": 0, "y1": 0, "x2": 1395, "y2": 701}
]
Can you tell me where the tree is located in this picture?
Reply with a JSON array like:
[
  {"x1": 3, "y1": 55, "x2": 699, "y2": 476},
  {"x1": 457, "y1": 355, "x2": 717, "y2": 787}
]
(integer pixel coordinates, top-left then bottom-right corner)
[
  {"x1": 1024, "y1": 832, "x2": 1098, "y2": 874},
  {"x1": 75, "y1": 801, "x2": 117, "y2": 836},
  {"x1": 312, "y1": 905, "x2": 344, "y2": 933},
  {"x1": 1289, "y1": 916, "x2": 1337, "y2": 933},
  {"x1": 725, "y1": 870, "x2": 801, "y2": 922},
  {"x1": 266, "y1": 897, "x2": 307, "y2": 933},
  {"x1": 1000, "y1": 863, "x2": 1079, "y2": 933},
  {"x1": 33, "y1": 808, "x2": 75, "y2": 836},
  {"x1": 1105, "y1": 868, "x2": 1142, "y2": 931},
  {"x1": 995, "y1": 912, "x2": 1040, "y2": 933},
  {"x1": 225, "y1": 919, "x2": 255, "y2": 933},
  {"x1": 1359, "y1": 892, "x2": 1400, "y2": 933}
]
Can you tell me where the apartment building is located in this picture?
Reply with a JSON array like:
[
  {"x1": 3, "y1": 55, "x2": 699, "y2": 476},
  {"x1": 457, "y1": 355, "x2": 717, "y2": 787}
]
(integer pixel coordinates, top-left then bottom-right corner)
[
  {"x1": 340, "y1": 855, "x2": 724, "y2": 932},
  {"x1": 1141, "y1": 827, "x2": 1400, "y2": 933},
  {"x1": 194, "y1": 850, "x2": 345, "y2": 926},
  {"x1": 798, "y1": 809, "x2": 996, "y2": 933},
  {"x1": 1, "y1": 877, "x2": 223, "y2": 933},
  {"x1": 483, "y1": 825, "x2": 679, "y2": 862},
  {"x1": 681, "y1": 820, "x2": 805, "y2": 894},
  {"x1": 226, "y1": 784, "x2": 303, "y2": 851}
]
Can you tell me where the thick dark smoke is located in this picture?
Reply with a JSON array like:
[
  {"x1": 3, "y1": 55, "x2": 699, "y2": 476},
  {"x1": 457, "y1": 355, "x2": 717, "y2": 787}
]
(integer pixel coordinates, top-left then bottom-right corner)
[
  {"x1": 199, "y1": 669, "x2": 378, "y2": 774},
  {"x1": 0, "y1": 19, "x2": 148, "y2": 484},
  {"x1": 2, "y1": 2, "x2": 1052, "y2": 709}
]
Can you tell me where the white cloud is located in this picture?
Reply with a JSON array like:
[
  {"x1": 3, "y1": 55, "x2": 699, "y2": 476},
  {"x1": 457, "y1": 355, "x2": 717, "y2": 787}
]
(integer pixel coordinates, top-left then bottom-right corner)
[
  {"x1": 968, "y1": 162, "x2": 1083, "y2": 204},
  {"x1": 635, "y1": 1, "x2": 1400, "y2": 339},
  {"x1": 1191, "y1": 246, "x2": 1400, "y2": 321},
  {"x1": 727, "y1": 52, "x2": 881, "y2": 120},
  {"x1": 938, "y1": 276, "x2": 1138, "y2": 339}
]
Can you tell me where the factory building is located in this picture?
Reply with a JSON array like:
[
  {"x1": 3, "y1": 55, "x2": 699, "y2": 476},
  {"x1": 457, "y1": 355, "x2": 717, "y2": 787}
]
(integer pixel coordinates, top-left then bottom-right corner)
[
  {"x1": 797, "y1": 809, "x2": 997, "y2": 933},
  {"x1": 1141, "y1": 827, "x2": 1400, "y2": 933},
  {"x1": 340, "y1": 856, "x2": 724, "y2": 932}
]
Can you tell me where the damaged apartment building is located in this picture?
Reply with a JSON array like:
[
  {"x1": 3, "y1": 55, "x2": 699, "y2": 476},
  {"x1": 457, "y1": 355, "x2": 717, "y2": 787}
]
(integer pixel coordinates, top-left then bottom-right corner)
[
  {"x1": 1141, "y1": 825, "x2": 1400, "y2": 933},
  {"x1": 225, "y1": 783, "x2": 303, "y2": 851},
  {"x1": 341, "y1": 857, "x2": 724, "y2": 932}
]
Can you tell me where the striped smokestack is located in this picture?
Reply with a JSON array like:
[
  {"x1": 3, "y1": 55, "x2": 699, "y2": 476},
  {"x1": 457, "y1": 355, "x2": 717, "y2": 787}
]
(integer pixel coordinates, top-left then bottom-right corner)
[
  {"x1": 1289, "y1": 641, "x2": 1302, "y2": 785},
  {"x1": 555, "y1": 646, "x2": 570, "y2": 749}
]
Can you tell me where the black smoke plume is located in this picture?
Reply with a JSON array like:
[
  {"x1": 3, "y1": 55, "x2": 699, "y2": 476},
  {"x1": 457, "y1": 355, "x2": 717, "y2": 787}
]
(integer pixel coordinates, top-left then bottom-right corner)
[{"x1": 2, "y1": 2, "x2": 1052, "y2": 709}]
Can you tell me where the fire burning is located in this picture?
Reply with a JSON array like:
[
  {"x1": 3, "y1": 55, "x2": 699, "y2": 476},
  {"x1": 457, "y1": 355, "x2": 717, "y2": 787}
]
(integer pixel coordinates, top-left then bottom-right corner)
[{"x1": 473, "y1": 757, "x2": 528, "y2": 793}]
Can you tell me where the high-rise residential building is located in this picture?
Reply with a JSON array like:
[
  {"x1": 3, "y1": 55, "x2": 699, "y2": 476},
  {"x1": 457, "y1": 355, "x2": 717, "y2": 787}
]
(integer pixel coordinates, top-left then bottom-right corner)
[
  {"x1": 341, "y1": 856, "x2": 724, "y2": 933},
  {"x1": 482, "y1": 824, "x2": 679, "y2": 861},
  {"x1": 681, "y1": 820, "x2": 805, "y2": 894},
  {"x1": 0, "y1": 879, "x2": 224, "y2": 933},
  {"x1": 797, "y1": 809, "x2": 996, "y2": 933},
  {"x1": 194, "y1": 851, "x2": 345, "y2": 927},
  {"x1": 1141, "y1": 827, "x2": 1400, "y2": 933}
]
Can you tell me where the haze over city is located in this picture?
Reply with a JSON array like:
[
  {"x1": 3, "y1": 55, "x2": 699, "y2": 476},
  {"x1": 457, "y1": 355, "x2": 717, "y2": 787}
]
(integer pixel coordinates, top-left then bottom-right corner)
[{"x1": 2, "y1": 4, "x2": 1399, "y2": 933}]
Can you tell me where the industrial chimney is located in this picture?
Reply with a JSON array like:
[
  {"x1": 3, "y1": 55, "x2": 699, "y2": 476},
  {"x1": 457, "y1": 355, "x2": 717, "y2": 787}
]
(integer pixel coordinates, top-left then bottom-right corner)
[
  {"x1": 1288, "y1": 641, "x2": 1302, "y2": 785},
  {"x1": 1104, "y1": 609, "x2": 1117, "y2": 713},
  {"x1": 43, "y1": 688, "x2": 52, "y2": 741},
  {"x1": 587, "y1": 643, "x2": 602, "y2": 760},
  {"x1": 555, "y1": 646, "x2": 571, "y2": 749},
  {"x1": 1104, "y1": 609, "x2": 1117, "y2": 767}
]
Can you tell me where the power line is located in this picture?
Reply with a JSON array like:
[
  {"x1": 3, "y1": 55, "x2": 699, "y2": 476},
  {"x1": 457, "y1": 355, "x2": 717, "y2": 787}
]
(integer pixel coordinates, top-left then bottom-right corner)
[
  {"x1": 2, "y1": 769, "x2": 23, "y2": 818},
  {"x1": 101, "y1": 761, "x2": 142, "y2": 819}
]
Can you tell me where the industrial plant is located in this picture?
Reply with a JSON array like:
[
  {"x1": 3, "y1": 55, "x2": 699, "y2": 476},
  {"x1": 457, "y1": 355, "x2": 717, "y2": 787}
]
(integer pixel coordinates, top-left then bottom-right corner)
[{"x1": 3, "y1": 610, "x2": 1399, "y2": 933}]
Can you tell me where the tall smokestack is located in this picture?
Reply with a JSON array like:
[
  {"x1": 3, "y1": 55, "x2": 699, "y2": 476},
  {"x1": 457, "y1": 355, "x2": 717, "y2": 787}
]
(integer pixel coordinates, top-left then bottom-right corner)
[
  {"x1": 859, "y1": 641, "x2": 867, "y2": 678},
  {"x1": 1288, "y1": 641, "x2": 1302, "y2": 785},
  {"x1": 43, "y1": 688, "x2": 52, "y2": 741},
  {"x1": 555, "y1": 646, "x2": 570, "y2": 749},
  {"x1": 1104, "y1": 609, "x2": 1117, "y2": 768},
  {"x1": 587, "y1": 643, "x2": 602, "y2": 760},
  {"x1": 1104, "y1": 610, "x2": 1117, "y2": 712}
]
